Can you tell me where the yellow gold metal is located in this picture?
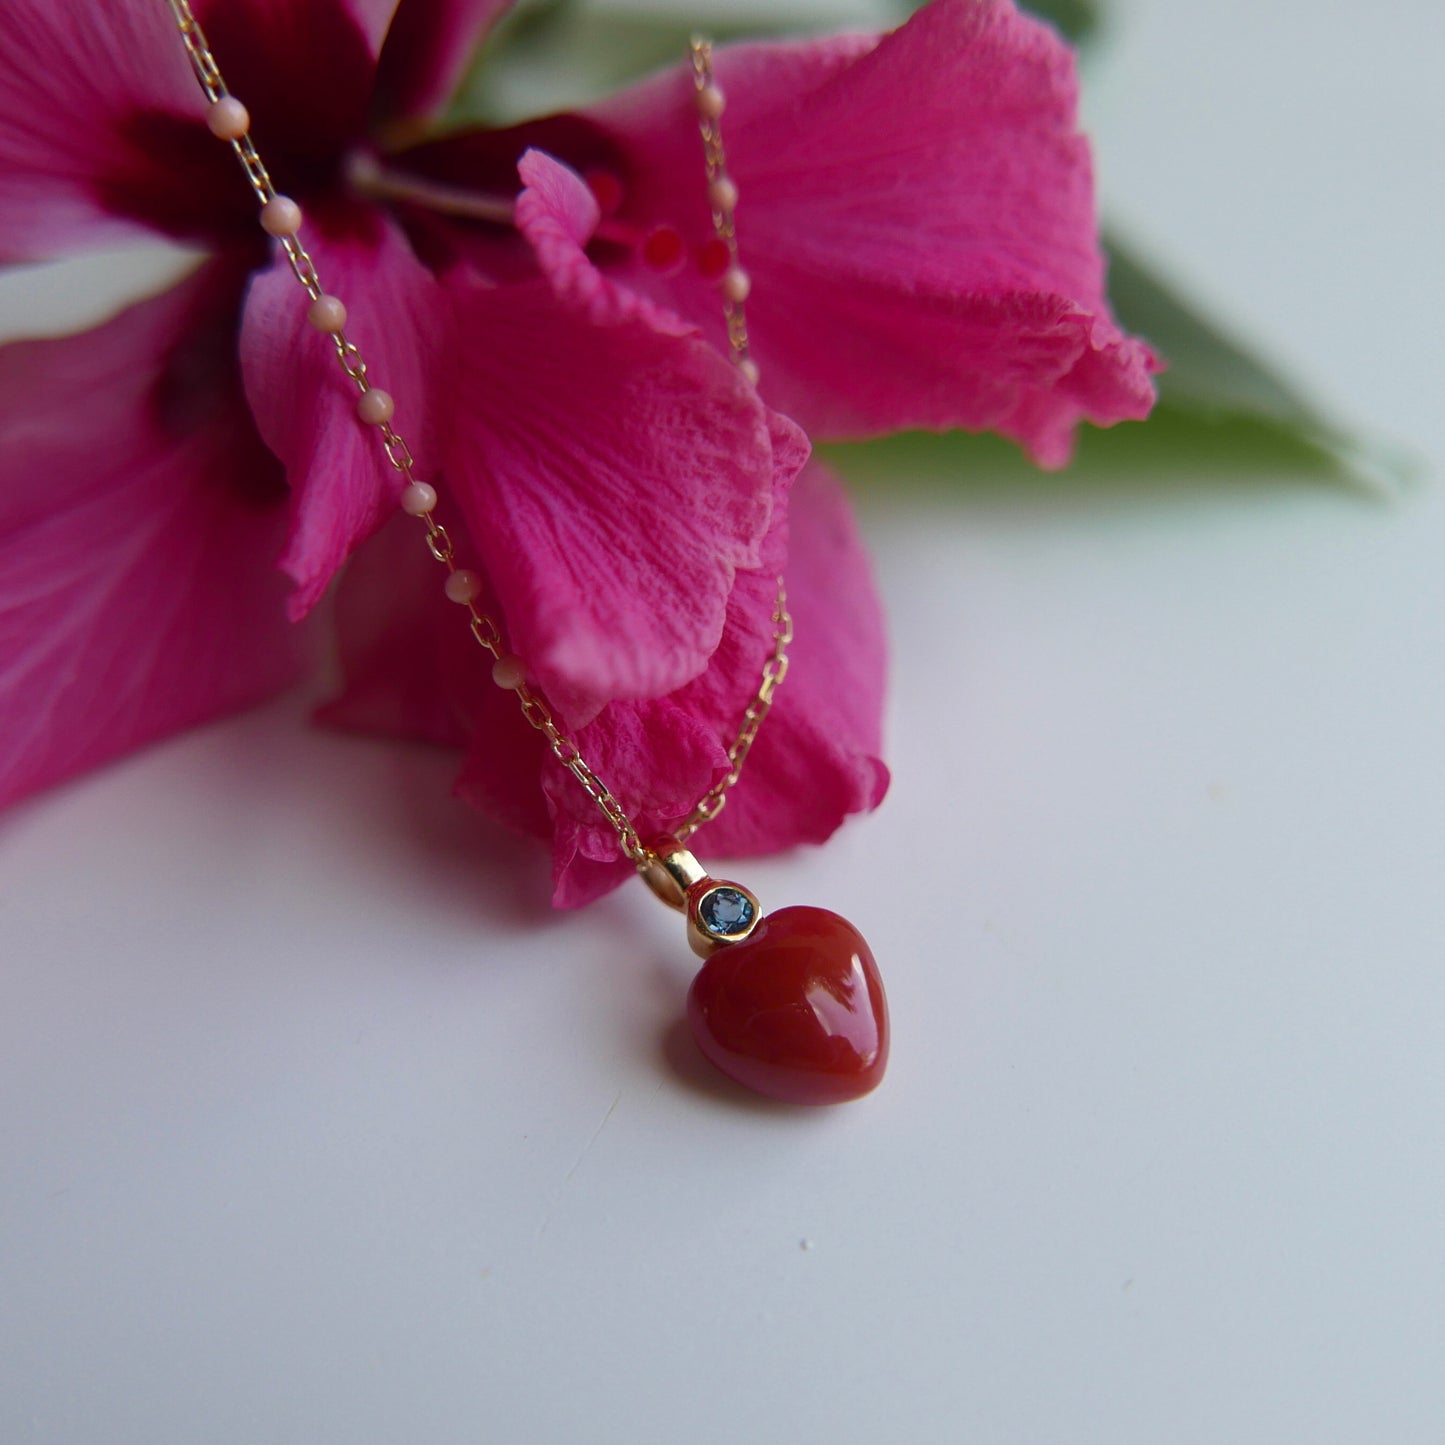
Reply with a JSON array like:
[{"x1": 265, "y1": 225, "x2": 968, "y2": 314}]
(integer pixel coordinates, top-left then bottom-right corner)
[
  {"x1": 162, "y1": 5, "x2": 792, "y2": 888},
  {"x1": 689, "y1": 37, "x2": 753, "y2": 376},
  {"x1": 675, "y1": 580, "x2": 791, "y2": 839},
  {"x1": 640, "y1": 837, "x2": 762, "y2": 956},
  {"x1": 468, "y1": 613, "x2": 502, "y2": 653},
  {"x1": 685, "y1": 879, "x2": 762, "y2": 959},
  {"x1": 639, "y1": 836, "x2": 708, "y2": 910},
  {"x1": 424, "y1": 523, "x2": 454, "y2": 564}
]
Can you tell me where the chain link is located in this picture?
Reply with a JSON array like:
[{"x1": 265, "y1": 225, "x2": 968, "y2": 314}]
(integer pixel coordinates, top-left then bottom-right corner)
[
  {"x1": 690, "y1": 37, "x2": 752, "y2": 374},
  {"x1": 673, "y1": 37, "x2": 791, "y2": 836},
  {"x1": 163, "y1": 3, "x2": 791, "y2": 868},
  {"x1": 675, "y1": 581, "x2": 792, "y2": 840}
]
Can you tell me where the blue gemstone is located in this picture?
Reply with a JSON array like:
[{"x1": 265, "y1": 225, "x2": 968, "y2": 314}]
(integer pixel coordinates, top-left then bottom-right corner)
[{"x1": 699, "y1": 886, "x2": 755, "y2": 937}]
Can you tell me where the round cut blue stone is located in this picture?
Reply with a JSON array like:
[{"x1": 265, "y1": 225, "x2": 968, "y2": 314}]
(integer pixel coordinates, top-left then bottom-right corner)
[{"x1": 698, "y1": 886, "x2": 755, "y2": 937}]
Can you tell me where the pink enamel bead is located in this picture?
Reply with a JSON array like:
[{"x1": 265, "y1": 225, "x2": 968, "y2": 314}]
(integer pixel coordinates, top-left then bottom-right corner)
[
  {"x1": 444, "y1": 569, "x2": 480, "y2": 604},
  {"x1": 357, "y1": 389, "x2": 394, "y2": 426},
  {"x1": 708, "y1": 176, "x2": 739, "y2": 214},
  {"x1": 721, "y1": 266, "x2": 751, "y2": 304},
  {"x1": 207, "y1": 97, "x2": 250, "y2": 141},
  {"x1": 400, "y1": 482, "x2": 436, "y2": 516},
  {"x1": 696, "y1": 83, "x2": 726, "y2": 120},
  {"x1": 259, "y1": 195, "x2": 302, "y2": 237},
  {"x1": 491, "y1": 655, "x2": 526, "y2": 690},
  {"x1": 307, "y1": 295, "x2": 347, "y2": 333}
]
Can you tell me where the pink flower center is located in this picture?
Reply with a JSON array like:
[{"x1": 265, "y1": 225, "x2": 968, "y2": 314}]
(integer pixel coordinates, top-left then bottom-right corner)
[
  {"x1": 348, "y1": 154, "x2": 721, "y2": 280},
  {"x1": 640, "y1": 225, "x2": 685, "y2": 273},
  {"x1": 694, "y1": 237, "x2": 731, "y2": 281},
  {"x1": 584, "y1": 168, "x2": 624, "y2": 219}
]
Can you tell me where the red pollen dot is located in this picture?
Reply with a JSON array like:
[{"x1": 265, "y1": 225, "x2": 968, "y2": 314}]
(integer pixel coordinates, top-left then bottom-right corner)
[
  {"x1": 584, "y1": 168, "x2": 623, "y2": 218},
  {"x1": 695, "y1": 237, "x2": 731, "y2": 281},
  {"x1": 641, "y1": 225, "x2": 686, "y2": 273}
]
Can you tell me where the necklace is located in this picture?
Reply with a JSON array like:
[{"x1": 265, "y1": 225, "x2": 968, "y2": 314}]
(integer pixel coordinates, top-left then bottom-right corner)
[{"x1": 164, "y1": 1, "x2": 889, "y2": 1106}]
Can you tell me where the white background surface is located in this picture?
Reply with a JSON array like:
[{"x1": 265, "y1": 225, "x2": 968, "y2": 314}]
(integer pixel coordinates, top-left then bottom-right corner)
[{"x1": 2, "y1": 3, "x2": 1441, "y2": 1443}]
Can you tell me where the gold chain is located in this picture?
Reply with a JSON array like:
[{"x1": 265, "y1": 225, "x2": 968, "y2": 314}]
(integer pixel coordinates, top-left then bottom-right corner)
[
  {"x1": 674, "y1": 580, "x2": 792, "y2": 841},
  {"x1": 162, "y1": 4, "x2": 790, "y2": 868},
  {"x1": 673, "y1": 37, "x2": 792, "y2": 842}
]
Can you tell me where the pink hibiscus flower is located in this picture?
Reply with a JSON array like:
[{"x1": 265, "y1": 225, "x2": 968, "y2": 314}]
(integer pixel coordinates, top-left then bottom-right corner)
[{"x1": 0, "y1": 0, "x2": 1155, "y2": 906}]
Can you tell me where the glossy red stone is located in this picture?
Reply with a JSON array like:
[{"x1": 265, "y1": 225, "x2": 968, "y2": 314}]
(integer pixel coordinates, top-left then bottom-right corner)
[{"x1": 686, "y1": 906, "x2": 888, "y2": 1105}]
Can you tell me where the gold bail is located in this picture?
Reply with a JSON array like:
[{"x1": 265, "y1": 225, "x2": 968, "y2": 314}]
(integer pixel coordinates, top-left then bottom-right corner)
[
  {"x1": 639, "y1": 835, "x2": 707, "y2": 911},
  {"x1": 639, "y1": 835, "x2": 762, "y2": 959}
]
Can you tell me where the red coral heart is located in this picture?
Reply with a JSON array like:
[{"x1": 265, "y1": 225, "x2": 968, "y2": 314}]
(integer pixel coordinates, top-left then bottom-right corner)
[{"x1": 686, "y1": 906, "x2": 888, "y2": 1105}]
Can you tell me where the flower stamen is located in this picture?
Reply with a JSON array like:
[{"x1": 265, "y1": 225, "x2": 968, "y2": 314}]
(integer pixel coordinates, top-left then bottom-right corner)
[{"x1": 345, "y1": 152, "x2": 517, "y2": 227}]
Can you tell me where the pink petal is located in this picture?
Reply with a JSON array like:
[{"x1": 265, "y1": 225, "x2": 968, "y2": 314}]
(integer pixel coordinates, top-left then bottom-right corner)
[
  {"x1": 317, "y1": 515, "x2": 555, "y2": 846},
  {"x1": 316, "y1": 509, "x2": 485, "y2": 750},
  {"x1": 537, "y1": 458, "x2": 888, "y2": 907},
  {"x1": 0, "y1": 1, "x2": 206, "y2": 259},
  {"x1": 696, "y1": 459, "x2": 889, "y2": 856},
  {"x1": 514, "y1": 149, "x2": 692, "y2": 336},
  {"x1": 319, "y1": 451, "x2": 884, "y2": 910},
  {"x1": 561, "y1": 0, "x2": 1157, "y2": 463},
  {"x1": 0, "y1": 0, "x2": 392, "y2": 261},
  {"x1": 191, "y1": 1, "x2": 397, "y2": 173},
  {"x1": 527, "y1": 413, "x2": 797, "y2": 906},
  {"x1": 450, "y1": 689, "x2": 552, "y2": 843},
  {"x1": 0, "y1": 255, "x2": 308, "y2": 808},
  {"x1": 440, "y1": 274, "x2": 808, "y2": 722},
  {"x1": 539, "y1": 695, "x2": 734, "y2": 908},
  {"x1": 320, "y1": 506, "x2": 732, "y2": 883},
  {"x1": 518, "y1": 146, "x2": 600, "y2": 252},
  {"x1": 239, "y1": 206, "x2": 451, "y2": 618},
  {"x1": 373, "y1": 0, "x2": 515, "y2": 127}
]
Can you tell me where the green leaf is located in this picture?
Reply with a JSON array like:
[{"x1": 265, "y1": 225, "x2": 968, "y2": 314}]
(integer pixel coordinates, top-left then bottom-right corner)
[
  {"x1": 444, "y1": 0, "x2": 1102, "y2": 129},
  {"x1": 1016, "y1": 0, "x2": 1104, "y2": 47},
  {"x1": 445, "y1": 2, "x2": 809, "y2": 128},
  {"x1": 885, "y1": 0, "x2": 1103, "y2": 47},
  {"x1": 821, "y1": 405, "x2": 1355, "y2": 499},
  {"x1": 1104, "y1": 234, "x2": 1319, "y2": 430},
  {"x1": 1103, "y1": 233, "x2": 1397, "y2": 485}
]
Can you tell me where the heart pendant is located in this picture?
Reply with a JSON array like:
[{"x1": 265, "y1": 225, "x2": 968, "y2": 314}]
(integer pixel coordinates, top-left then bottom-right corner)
[
  {"x1": 641, "y1": 836, "x2": 889, "y2": 1105},
  {"x1": 687, "y1": 905, "x2": 889, "y2": 1105}
]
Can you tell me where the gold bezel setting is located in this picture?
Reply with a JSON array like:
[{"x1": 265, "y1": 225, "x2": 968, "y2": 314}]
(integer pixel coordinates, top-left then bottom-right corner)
[{"x1": 686, "y1": 880, "x2": 762, "y2": 958}]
